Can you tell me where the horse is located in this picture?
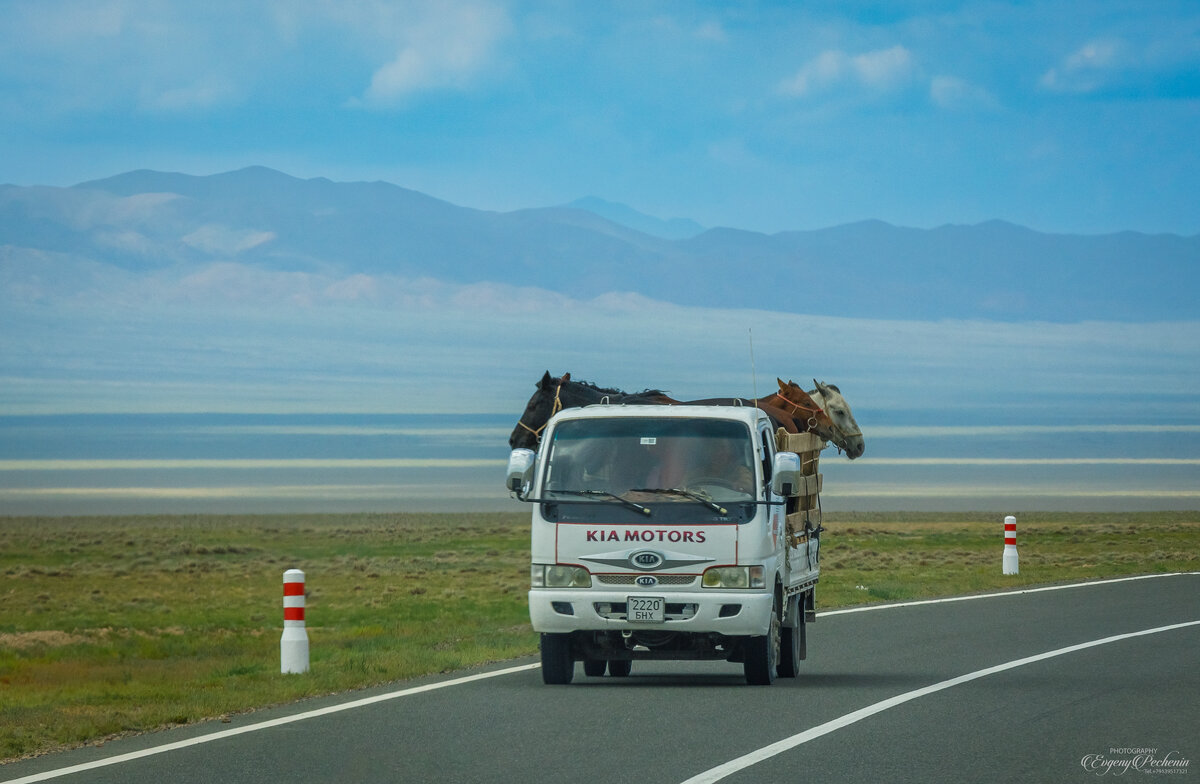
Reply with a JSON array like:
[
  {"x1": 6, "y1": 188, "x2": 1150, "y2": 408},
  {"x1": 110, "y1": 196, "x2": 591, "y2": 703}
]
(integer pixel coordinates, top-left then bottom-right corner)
[
  {"x1": 510, "y1": 372, "x2": 864, "y2": 458},
  {"x1": 671, "y1": 379, "x2": 834, "y2": 436},
  {"x1": 762, "y1": 379, "x2": 834, "y2": 435},
  {"x1": 508, "y1": 371, "x2": 672, "y2": 449},
  {"x1": 777, "y1": 378, "x2": 865, "y2": 459}
]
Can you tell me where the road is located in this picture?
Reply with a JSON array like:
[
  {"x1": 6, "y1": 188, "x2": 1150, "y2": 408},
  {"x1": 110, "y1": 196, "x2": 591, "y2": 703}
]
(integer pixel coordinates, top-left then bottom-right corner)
[{"x1": 4, "y1": 573, "x2": 1197, "y2": 784}]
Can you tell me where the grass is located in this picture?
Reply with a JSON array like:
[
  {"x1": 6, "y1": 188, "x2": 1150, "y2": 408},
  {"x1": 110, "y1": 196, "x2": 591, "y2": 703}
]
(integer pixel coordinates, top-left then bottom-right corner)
[
  {"x1": 1, "y1": 510, "x2": 1197, "y2": 761},
  {"x1": 814, "y1": 511, "x2": 1198, "y2": 607}
]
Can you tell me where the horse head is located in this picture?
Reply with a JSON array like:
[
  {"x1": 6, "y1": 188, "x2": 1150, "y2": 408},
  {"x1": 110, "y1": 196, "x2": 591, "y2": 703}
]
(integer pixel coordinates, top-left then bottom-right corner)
[
  {"x1": 509, "y1": 371, "x2": 570, "y2": 450},
  {"x1": 806, "y1": 379, "x2": 865, "y2": 459},
  {"x1": 771, "y1": 378, "x2": 835, "y2": 434},
  {"x1": 509, "y1": 372, "x2": 673, "y2": 449}
]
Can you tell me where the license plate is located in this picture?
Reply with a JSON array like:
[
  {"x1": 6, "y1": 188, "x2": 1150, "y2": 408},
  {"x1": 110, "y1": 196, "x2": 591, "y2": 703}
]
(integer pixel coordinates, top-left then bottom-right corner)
[{"x1": 627, "y1": 596, "x2": 664, "y2": 622}]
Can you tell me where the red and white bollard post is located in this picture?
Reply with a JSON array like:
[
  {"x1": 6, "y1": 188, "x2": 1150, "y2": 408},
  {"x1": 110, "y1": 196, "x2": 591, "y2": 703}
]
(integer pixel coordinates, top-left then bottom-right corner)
[
  {"x1": 1002, "y1": 516, "x2": 1019, "y2": 575},
  {"x1": 281, "y1": 569, "x2": 309, "y2": 674}
]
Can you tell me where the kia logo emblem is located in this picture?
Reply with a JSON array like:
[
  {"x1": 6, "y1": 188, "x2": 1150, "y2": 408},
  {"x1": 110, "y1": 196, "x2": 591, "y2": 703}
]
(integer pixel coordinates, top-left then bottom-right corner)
[
  {"x1": 635, "y1": 575, "x2": 658, "y2": 587},
  {"x1": 630, "y1": 550, "x2": 664, "y2": 570}
]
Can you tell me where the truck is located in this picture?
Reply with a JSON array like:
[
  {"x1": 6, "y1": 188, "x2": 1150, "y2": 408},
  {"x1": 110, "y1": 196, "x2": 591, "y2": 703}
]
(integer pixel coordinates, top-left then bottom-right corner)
[{"x1": 506, "y1": 402, "x2": 823, "y2": 685}]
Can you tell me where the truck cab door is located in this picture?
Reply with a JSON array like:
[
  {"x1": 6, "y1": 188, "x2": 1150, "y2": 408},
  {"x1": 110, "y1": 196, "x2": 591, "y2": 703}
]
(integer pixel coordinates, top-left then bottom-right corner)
[{"x1": 758, "y1": 424, "x2": 787, "y2": 554}]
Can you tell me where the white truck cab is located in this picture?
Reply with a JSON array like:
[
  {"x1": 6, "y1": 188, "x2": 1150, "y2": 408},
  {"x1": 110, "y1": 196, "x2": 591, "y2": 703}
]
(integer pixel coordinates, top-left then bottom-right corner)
[{"x1": 507, "y1": 403, "x2": 820, "y2": 685}]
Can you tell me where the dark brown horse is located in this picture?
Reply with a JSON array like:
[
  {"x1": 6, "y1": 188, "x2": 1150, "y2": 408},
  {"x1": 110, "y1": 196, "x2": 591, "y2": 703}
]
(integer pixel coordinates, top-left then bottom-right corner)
[{"x1": 509, "y1": 372, "x2": 672, "y2": 449}]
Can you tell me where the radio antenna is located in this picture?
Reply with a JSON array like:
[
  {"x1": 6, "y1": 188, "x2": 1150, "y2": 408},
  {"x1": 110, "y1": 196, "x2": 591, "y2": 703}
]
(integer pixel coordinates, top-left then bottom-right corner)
[{"x1": 749, "y1": 327, "x2": 759, "y2": 405}]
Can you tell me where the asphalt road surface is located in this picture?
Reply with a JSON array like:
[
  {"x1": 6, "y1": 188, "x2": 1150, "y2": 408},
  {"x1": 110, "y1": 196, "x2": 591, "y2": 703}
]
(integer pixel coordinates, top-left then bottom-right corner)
[{"x1": 4, "y1": 573, "x2": 1197, "y2": 784}]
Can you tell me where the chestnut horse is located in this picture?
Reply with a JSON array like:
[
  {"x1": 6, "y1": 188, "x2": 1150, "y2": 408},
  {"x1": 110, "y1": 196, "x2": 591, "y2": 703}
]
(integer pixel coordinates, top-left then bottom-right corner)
[
  {"x1": 664, "y1": 379, "x2": 862, "y2": 456},
  {"x1": 669, "y1": 394, "x2": 805, "y2": 435},
  {"x1": 762, "y1": 379, "x2": 834, "y2": 434}
]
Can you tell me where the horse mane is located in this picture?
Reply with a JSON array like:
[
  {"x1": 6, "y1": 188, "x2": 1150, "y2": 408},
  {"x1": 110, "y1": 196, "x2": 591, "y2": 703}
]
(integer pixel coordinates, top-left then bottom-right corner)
[
  {"x1": 569, "y1": 379, "x2": 625, "y2": 395},
  {"x1": 570, "y1": 378, "x2": 666, "y2": 397}
]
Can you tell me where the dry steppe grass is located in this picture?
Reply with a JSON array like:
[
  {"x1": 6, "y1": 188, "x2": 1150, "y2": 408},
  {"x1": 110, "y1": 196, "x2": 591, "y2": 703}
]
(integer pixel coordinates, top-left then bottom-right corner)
[{"x1": 1, "y1": 510, "x2": 1196, "y2": 761}]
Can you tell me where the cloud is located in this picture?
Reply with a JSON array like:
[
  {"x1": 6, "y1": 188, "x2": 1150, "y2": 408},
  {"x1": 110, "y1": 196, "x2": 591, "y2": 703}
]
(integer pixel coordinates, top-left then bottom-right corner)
[
  {"x1": 854, "y1": 45, "x2": 915, "y2": 88},
  {"x1": 139, "y1": 77, "x2": 239, "y2": 113},
  {"x1": 181, "y1": 226, "x2": 275, "y2": 256},
  {"x1": 1039, "y1": 38, "x2": 1127, "y2": 94},
  {"x1": 357, "y1": 2, "x2": 511, "y2": 106},
  {"x1": 694, "y1": 21, "x2": 727, "y2": 43},
  {"x1": 94, "y1": 229, "x2": 160, "y2": 257},
  {"x1": 323, "y1": 273, "x2": 380, "y2": 303},
  {"x1": 3, "y1": 0, "x2": 126, "y2": 46},
  {"x1": 929, "y1": 75, "x2": 997, "y2": 110},
  {"x1": 780, "y1": 45, "x2": 915, "y2": 97},
  {"x1": 1039, "y1": 34, "x2": 1200, "y2": 98},
  {"x1": 0, "y1": 2, "x2": 510, "y2": 118},
  {"x1": 0, "y1": 1, "x2": 278, "y2": 119},
  {"x1": 81, "y1": 192, "x2": 181, "y2": 225},
  {"x1": 96, "y1": 262, "x2": 578, "y2": 313}
]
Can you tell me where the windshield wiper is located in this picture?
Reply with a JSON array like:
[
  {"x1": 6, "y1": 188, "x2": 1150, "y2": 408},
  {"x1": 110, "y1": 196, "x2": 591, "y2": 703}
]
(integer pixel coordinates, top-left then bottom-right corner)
[
  {"x1": 630, "y1": 487, "x2": 728, "y2": 515},
  {"x1": 548, "y1": 489, "x2": 652, "y2": 516}
]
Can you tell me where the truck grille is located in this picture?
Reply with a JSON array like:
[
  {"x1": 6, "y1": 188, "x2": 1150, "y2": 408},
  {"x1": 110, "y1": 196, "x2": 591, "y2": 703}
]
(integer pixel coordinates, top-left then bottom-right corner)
[{"x1": 597, "y1": 574, "x2": 697, "y2": 586}]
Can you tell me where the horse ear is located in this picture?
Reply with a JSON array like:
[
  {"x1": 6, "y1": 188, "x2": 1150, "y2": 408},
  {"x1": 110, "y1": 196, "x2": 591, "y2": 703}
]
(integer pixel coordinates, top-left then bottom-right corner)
[
  {"x1": 777, "y1": 378, "x2": 786, "y2": 391},
  {"x1": 562, "y1": 372, "x2": 570, "y2": 383},
  {"x1": 539, "y1": 370, "x2": 552, "y2": 388}
]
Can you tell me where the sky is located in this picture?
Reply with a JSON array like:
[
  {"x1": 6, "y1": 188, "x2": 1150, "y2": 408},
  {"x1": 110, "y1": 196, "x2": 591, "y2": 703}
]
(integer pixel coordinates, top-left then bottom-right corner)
[
  {"x1": 2, "y1": 0, "x2": 1199, "y2": 236},
  {"x1": 1, "y1": 0, "x2": 1198, "y2": 430}
]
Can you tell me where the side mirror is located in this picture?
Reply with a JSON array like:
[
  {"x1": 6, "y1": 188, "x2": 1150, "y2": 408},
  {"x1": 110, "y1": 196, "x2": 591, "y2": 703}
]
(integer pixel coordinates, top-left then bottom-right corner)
[
  {"x1": 506, "y1": 449, "x2": 536, "y2": 494},
  {"x1": 771, "y1": 451, "x2": 802, "y2": 497}
]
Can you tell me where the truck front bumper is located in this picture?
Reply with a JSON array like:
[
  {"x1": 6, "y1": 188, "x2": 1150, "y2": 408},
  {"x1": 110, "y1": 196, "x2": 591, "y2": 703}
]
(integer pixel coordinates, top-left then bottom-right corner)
[{"x1": 529, "y1": 588, "x2": 775, "y2": 637}]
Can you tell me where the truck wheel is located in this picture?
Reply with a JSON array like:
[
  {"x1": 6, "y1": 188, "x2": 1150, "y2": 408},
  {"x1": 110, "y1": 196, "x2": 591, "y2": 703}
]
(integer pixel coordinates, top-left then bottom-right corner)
[
  {"x1": 744, "y1": 599, "x2": 780, "y2": 685},
  {"x1": 608, "y1": 659, "x2": 632, "y2": 677},
  {"x1": 583, "y1": 658, "x2": 606, "y2": 677},
  {"x1": 540, "y1": 633, "x2": 574, "y2": 685},
  {"x1": 778, "y1": 615, "x2": 805, "y2": 678}
]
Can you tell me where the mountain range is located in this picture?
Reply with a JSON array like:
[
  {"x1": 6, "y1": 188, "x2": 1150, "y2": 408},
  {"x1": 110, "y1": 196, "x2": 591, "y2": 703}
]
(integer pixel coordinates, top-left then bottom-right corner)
[{"x1": 2, "y1": 166, "x2": 1197, "y2": 322}]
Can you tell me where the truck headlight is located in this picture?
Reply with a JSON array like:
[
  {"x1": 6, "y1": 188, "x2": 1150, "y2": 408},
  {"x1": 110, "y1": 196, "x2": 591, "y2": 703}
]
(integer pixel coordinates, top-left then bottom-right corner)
[
  {"x1": 532, "y1": 564, "x2": 591, "y2": 588},
  {"x1": 702, "y1": 566, "x2": 766, "y2": 589}
]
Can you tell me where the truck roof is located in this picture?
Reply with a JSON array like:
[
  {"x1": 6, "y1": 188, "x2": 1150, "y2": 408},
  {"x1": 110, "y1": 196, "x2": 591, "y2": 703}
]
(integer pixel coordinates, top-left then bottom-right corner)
[{"x1": 547, "y1": 403, "x2": 772, "y2": 429}]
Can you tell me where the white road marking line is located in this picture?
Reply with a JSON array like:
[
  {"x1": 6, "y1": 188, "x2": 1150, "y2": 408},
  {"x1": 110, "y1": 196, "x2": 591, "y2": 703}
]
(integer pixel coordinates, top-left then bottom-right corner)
[
  {"x1": 818, "y1": 572, "x2": 1196, "y2": 617},
  {"x1": 679, "y1": 619, "x2": 1200, "y2": 784},
  {"x1": 1, "y1": 663, "x2": 541, "y2": 784}
]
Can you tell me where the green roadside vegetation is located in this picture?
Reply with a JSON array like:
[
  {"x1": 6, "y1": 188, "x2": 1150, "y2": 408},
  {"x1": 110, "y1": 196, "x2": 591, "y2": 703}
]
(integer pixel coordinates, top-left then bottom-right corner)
[{"x1": 2, "y1": 511, "x2": 1197, "y2": 761}]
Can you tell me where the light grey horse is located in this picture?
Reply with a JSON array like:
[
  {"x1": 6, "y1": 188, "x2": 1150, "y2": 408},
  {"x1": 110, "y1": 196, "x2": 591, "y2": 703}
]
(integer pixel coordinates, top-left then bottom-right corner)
[{"x1": 787, "y1": 378, "x2": 865, "y2": 459}]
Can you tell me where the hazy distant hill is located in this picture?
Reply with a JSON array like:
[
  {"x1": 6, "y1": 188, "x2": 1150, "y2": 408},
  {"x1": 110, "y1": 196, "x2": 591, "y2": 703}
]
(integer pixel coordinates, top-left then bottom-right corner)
[
  {"x1": 2, "y1": 166, "x2": 1197, "y2": 321},
  {"x1": 565, "y1": 196, "x2": 706, "y2": 240}
]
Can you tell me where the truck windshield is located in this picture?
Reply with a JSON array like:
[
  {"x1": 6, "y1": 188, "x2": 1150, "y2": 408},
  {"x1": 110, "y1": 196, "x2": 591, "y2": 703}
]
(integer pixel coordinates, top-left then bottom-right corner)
[{"x1": 540, "y1": 417, "x2": 757, "y2": 523}]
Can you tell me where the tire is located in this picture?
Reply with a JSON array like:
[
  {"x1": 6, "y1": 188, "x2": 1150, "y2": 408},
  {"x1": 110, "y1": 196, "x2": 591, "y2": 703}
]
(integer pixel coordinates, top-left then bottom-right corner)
[
  {"x1": 608, "y1": 659, "x2": 632, "y2": 677},
  {"x1": 744, "y1": 597, "x2": 781, "y2": 685},
  {"x1": 540, "y1": 633, "x2": 574, "y2": 684},
  {"x1": 583, "y1": 658, "x2": 606, "y2": 677},
  {"x1": 778, "y1": 616, "x2": 804, "y2": 678}
]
